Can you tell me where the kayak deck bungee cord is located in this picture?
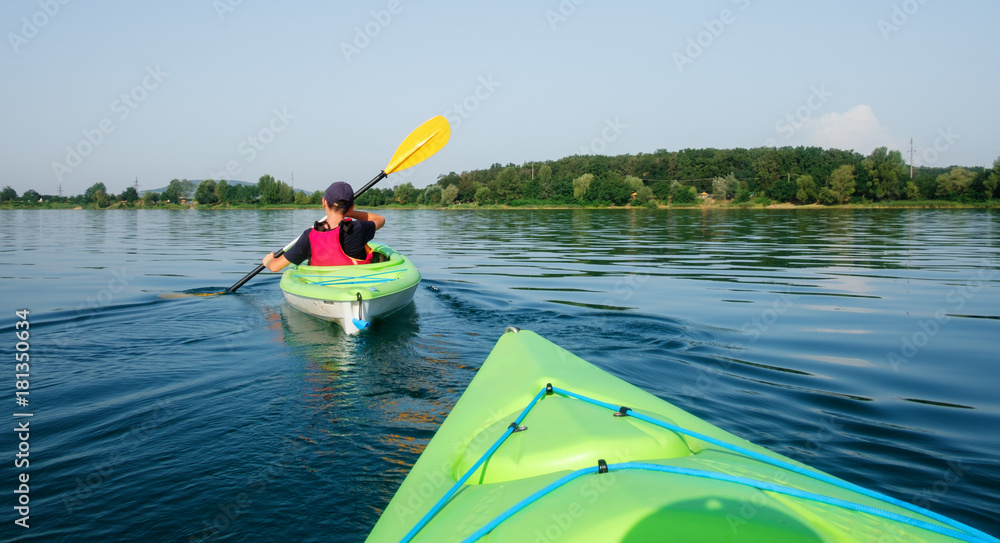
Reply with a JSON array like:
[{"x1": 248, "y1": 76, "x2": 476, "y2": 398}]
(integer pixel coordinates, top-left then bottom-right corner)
[{"x1": 366, "y1": 328, "x2": 996, "y2": 542}]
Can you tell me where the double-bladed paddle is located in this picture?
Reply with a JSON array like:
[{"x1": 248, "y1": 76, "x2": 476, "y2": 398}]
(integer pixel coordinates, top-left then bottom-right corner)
[
  {"x1": 226, "y1": 115, "x2": 450, "y2": 293},
  {"x1": 159, "y1": 115, "x2": 450, "y2": 299}
]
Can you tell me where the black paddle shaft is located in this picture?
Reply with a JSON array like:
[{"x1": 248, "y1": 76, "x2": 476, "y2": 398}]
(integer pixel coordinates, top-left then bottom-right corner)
[{"x1": 226, "y1": 171, "x2": 388, "y2": 293}]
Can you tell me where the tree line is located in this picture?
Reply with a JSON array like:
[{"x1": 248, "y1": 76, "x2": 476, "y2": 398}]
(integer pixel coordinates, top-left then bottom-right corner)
[
  {"x1": 368, "y1": 146, "x2": 999, "y2": 207},
  {"x1": 3, "y1": 146, "x2": 998, "y2": 208},
  {"x1": 0, "y1": 175, "x2": 322, "y2": 208}
]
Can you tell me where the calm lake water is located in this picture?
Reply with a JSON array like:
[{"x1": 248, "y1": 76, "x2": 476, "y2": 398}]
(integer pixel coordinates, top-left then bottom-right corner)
[{"x1": 1, "y1": 208, "x2": 998, "y2": 541}]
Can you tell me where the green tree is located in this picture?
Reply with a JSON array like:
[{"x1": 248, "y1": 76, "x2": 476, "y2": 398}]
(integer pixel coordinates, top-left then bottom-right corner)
[
  {"x1": 863, "y1": 147, "x2": 906, "y2": 200},
  {"x1": 216, "y1": 180, "x2": 230, "y2": 204},
  {"x1": 768, "y1": 176, "x2": 797, "y2": 203},
  {"x1": 121, "y1": 186, "x2": 139, "y2": 204},
  {"x1": 754, "y1": 150, "x2": 780, "y2": 194},
  {"x1": 258, "y1": 175, "x2": 279, "y2": 204},
  {"x1": 310, "y1": 190, "x2": 323, "y2": 205},
  {"x1": 424, "y1": 185, "x2": 442, "y2": 204},
  {"x1": 711, "y1": 176, "x2": 729, "y2": 199},
  {"x1": 733, "y1": 182, "x2": 751, "y2": 204},
  {"x1": 670, "y1": 182, "x2": 697, "y2": 204},
  {"x1": 624, "y1": 175, "x2": 644, "y2": 194},
  {"x1": 455, "y1": 174, "x2": 477, "y2": 202},
  {"x1": 1, "y1": 186, "x2": 17, "y2": 203},
  {"x1": 228, "y1": 184, "x2": 251, "y2": 204},
  {"x1": 475, "y1": 186, "x2": 493, "y2": 205},
  {"x1": 795, "y1": 175, "x2": 819, "y2": 203},
  {"x1": 522, "y1": 175, "x2": 541, "y2": 200},
  {"x1": 162, "y1": 179, "x2": 192, "y2": 203},
  {"x1": 538, "y1": 165, "x2": 554, "y2": 199},
  {"x1": 84, "y1": 182, "x2": 108, "y2": 203},
  {"x1": 903, "y1": 181, "x2": 920, "y2": 200},
  {"x1": 395, "y1": 182, "x2": 416, "y2": 204},
  {"x1": 93, "y1": 189, "x2": 109, "y2": 208},
  {"x1": 935, "y1": 167, "x2": 975, "y2": 198},
  {"x1": 572, "y1": 173, "x2": 593, "y2": 200},
  {"x1": 22, "y1": 189, "x2": 41, "y2": 204},
  {"x1": 827, "y1": 164, "x2": 857, "y2": 204},
  {"x1": 633, "y1": 186, "x2": 654, "y2": 206},
  {"x1": 143, "y1": 191, "x2": 160, "y2": 205},
  {"x1": 493, "y1": 167, "x2": 521, "y2": 202},
  {"x1": 586, "y1": 172, "x2": 631, "y2": 205},
  {"x1": 278, "y1": 182, "x2": 295, "y2": 204},
  {"x1": 294, "y1": 191, "x2": 310, "y2": 205},
  {"x1": 194, "y1": 180, "x2": 218, "y2": 205},
  {"x1": 441, "y1": 184, "x2": 459, "y2": 205},
  {"x1": 985, "y1": 157, "x2": 1000, "y2": 199}
]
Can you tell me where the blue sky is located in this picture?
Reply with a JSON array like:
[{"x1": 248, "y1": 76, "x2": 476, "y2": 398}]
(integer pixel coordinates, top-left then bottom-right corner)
[{"x1": 2, "y1": 0, "x2": 998, "y2": 196}]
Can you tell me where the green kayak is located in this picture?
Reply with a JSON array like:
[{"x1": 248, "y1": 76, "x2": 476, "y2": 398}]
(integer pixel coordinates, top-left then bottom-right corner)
[
  {"x1": 367, "y1": 328, "x2": 995, "y2": 542},
  {"x1": 279, "y1": 242, "x2": 420, "y2": 334}
]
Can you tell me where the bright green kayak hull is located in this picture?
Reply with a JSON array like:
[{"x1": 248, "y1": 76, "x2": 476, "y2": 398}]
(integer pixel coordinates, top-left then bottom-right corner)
[
  {"x1": 366, "y1": 329, "x2": 989, "y2": 542},
  {"x1": 279, "y1": 242, "x2": 420, "y2": 334}
]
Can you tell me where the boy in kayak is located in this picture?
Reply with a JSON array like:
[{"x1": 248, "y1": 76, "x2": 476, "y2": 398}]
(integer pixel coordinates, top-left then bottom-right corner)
[{"x1": 262, "y1": 181, "x2": 385, "y2": 271}]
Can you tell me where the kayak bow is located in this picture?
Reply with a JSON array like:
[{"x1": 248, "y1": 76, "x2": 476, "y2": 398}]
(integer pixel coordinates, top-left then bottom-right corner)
[{"x1": 367, "y1": 328, "x2": 996, "y2": 543}]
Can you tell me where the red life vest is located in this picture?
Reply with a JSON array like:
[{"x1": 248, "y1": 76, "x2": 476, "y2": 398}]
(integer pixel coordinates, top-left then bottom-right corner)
[{"x1": 307, "y1": 220, "x2": 373, "y2": 266}]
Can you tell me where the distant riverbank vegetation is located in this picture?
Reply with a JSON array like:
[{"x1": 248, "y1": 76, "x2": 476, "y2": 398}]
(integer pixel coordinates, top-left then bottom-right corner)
[{"x1": 5, "y1": 146, "x2": 999, "y2": 209}]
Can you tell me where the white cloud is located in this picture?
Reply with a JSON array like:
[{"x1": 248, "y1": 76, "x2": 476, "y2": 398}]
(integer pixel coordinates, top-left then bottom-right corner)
[{"x1": 802, "y1": 105, "x2": 899, "y2": 154}]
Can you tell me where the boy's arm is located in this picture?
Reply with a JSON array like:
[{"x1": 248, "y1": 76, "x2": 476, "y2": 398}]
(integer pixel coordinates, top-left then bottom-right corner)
[{"x1": 347, "y1": 209, "x2": 385, "y2": 230}]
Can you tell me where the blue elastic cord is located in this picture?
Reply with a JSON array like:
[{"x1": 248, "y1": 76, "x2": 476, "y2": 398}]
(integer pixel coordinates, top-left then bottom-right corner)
[
  {"x1": 399, "y1": 387, "x2": 548, "y2": 543},
  {"x1": 294, "y1": 269, "x2": 406, "y2": 281},
  {"x1": 461, "y1": 462, "x2": 996, "y2": 543},
  {"x1": 550, "y1": 386, "x2": 996, "y2": 543},
  {"x1": 306, "y1": 278, "x2": 397, "y2": 286},
  {"x1": 459, "y1": 468, "x2": 593, "y2": 543},
  {"x1": 402, "y1": 385, "x2": 997, "y2": 543}
]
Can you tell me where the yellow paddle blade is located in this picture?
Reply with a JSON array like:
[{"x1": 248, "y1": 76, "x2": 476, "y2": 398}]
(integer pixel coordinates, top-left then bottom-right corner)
[{"x1": 384, "y1": 115, "x2": 450, "y2": 174}]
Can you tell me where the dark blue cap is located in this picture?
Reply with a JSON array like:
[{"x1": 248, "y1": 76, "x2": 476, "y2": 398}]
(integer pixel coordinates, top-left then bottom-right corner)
[{"x1": 323, "y1": 182, "x2": 354, "y2": 207}]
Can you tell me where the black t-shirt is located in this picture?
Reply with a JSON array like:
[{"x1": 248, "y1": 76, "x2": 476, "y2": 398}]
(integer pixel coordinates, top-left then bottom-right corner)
[{"x1": 283, "y1": 219, "x2": 377, "y2": 265}]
